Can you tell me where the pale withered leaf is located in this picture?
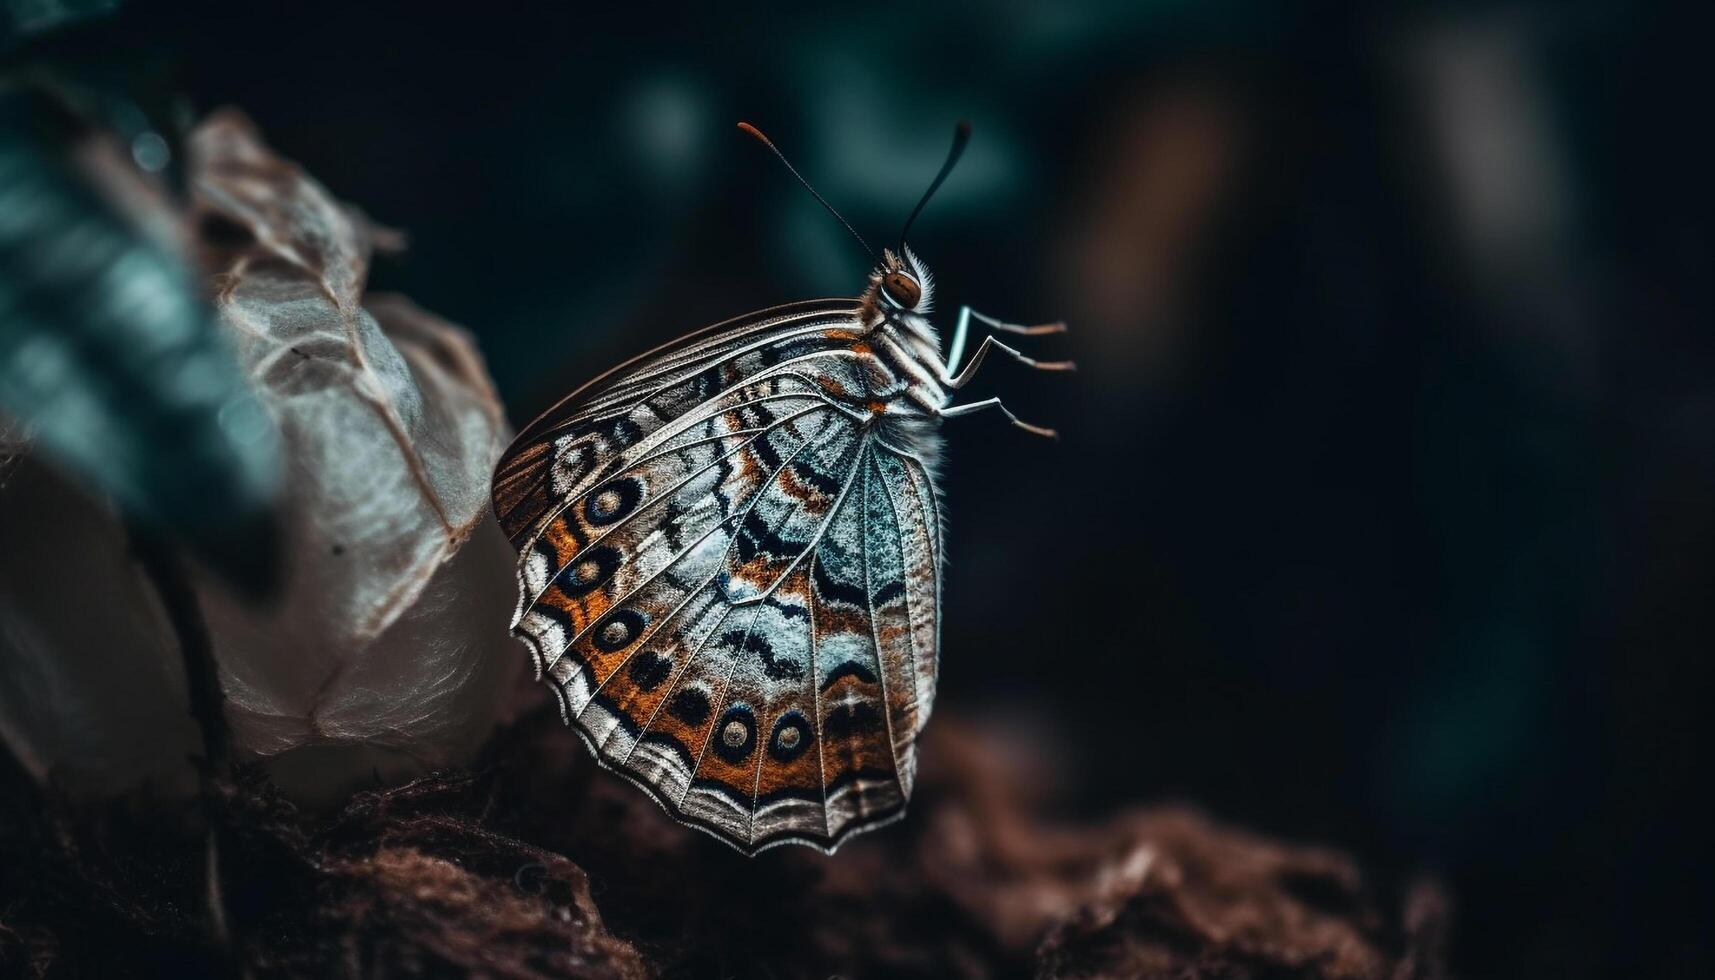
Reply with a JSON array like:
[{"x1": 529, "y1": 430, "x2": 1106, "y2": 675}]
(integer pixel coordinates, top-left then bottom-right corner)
[{"x1": 186, "y1": 111, "x2": 521, "y2": 799}]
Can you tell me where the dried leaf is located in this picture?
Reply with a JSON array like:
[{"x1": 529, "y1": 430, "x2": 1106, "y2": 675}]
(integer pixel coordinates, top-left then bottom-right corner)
[{"x1": 186, "y1": 111, "x2": 520, "y2": 797}]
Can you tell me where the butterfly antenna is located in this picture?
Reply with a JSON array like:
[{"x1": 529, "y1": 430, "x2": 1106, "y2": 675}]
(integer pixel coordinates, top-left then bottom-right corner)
[
  {"x1": 737, "y1": 121, "x2": 874, "y2": 261},
  {"x1": 898, "y1": 120, "x2": 972, "y2": 251}
]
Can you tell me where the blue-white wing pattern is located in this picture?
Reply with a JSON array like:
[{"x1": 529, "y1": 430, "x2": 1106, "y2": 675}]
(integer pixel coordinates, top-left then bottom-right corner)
[
  {"x1": 491, "y1": 300, "x2": 945, "y2": 853},
  {"x1": 865, "y1": 448, "x2": 942, "y2": 796},
  {"x1": 804, "y1": 446, "x2": 912, "y2": 832}
]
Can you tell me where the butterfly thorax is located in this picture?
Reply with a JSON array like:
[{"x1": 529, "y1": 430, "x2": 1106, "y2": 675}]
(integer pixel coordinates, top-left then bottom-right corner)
[{"x1": 844, "y1": 250, "x2": 948, "y2": 463}]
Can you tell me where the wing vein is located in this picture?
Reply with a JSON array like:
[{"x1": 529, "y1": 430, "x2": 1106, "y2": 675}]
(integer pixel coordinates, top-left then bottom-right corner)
[{"x1": 807, "y1": 550, "x2": 832, "y2": 841}]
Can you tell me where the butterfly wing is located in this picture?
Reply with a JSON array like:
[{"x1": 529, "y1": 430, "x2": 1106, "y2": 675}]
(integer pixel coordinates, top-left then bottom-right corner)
[
  {"x1": 492, "y1": 302, "x2": 943, "y2": 853},
  {"x1": 493, "y1": 299, "x2": 858, "y2": 545}
]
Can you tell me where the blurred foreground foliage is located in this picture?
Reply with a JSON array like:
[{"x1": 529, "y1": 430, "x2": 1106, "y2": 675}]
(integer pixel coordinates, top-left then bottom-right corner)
[{"x1": 0, "y1": 72, "x2": 281, "y2": 593}]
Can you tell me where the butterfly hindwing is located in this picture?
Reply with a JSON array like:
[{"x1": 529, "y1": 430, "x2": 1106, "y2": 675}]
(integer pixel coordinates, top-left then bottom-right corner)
[
  {"x1": 807, "y1": 447, "x2": 909, "y2": 834},
  {"x1": 872, "y1": 447, "x2": 942, "y2": 761}
]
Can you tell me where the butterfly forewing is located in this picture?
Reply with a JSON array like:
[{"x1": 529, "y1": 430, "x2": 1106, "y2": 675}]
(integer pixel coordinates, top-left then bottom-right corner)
[
  {"x1": 493, "y1": 300, "x2": 943, "y2": 854},
  {"x1": 492, "y1": 299, "x2": 860, "y2": 546}
]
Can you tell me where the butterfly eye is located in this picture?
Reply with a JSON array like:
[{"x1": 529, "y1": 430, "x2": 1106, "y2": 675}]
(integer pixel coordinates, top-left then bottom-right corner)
[{"x1": 881, "y1": 271, "x2": 921, "y2": 309}]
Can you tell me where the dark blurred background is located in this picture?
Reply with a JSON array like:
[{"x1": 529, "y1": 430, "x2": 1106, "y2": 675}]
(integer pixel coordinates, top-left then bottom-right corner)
[{"x1": 19, "y1": 0, "x2": 1715, "y2": 975}]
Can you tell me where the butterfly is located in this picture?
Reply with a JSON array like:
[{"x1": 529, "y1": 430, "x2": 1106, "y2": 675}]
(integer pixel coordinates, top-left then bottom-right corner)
[{"x1": 490, "y1": 121, "x2": 1071, "y2": 854}]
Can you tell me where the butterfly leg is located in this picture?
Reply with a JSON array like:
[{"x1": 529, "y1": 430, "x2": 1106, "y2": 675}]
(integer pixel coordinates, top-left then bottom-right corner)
[
  {"x1": 937, "y1": 397, "x2": 1059, "y2": 439},
  {"x1": 945, "y1": 306, "x2": 1069, "y2": 377},
  {"x1": 941, "y1": 334, "x2": 1076, "y2": 389}
]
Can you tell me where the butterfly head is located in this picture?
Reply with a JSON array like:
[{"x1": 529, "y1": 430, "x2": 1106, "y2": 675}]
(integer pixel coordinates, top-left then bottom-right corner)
[{"x1": 875, "y1": 247, "x2": 932, "y2": 313}]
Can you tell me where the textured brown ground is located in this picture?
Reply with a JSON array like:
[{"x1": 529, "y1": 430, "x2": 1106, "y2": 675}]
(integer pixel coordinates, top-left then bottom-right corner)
[{"x1": 0, "y1": 703, "x2": 1448, "y2": 979}]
